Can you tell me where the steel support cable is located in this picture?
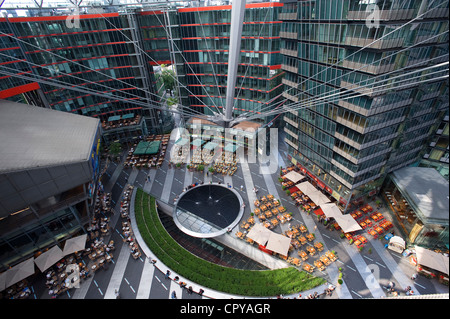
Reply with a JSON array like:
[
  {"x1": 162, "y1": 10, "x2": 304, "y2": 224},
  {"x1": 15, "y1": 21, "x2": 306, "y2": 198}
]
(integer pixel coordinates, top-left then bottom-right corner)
[
  {"x1": 242, "y1": 60, "x2": 449, "y2": 121},
  {"x1": 0, "y1": 51, "x2": 184, "y2": 114},
  {"x1": 195, "y1": 6, "x2": 225, "y2": 115},
  {"x1": 89, "y1": 9, "x2": 222, "y2": 116},
  {"x1": 241, "y1": 28, "x2": 449, "y2": 120},
  {"x1": 249, "y1": 51, "x2": 450, "y2": 121},
  {"x1": 246, "y1": 0, "x2": 448, "y2": 119},
  {"x1": 232, "y1": 6, "x2": 272, "y2": 113},
  {"x1": 138, "y1": 7, "x2": 224, "y2": 115},
  {"x1": 0, "y1": 64, "x2": 210, "y2": 120},
  {"x1": 245, "y1": 48, "x2": 450, "y2": 121},
  {"x1": 277, "y1": 0, "x2": 447, "y2": 104},
  {"x1": 0, "y1": 29, "x2": 173, "y2": 105},
  {"x1": 241, "y1": 67, "x2": 449, "y2": 122}
]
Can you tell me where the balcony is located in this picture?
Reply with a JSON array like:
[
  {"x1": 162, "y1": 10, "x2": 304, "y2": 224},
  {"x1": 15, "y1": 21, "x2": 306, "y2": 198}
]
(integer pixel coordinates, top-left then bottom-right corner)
[
  {"x1": 342, "y1": 59, "x2": 397, "y2": 75},
  {"x1": 347, "y1": 9, "x2": 414, "y2": 21},
  {"x1": 282, "y1": 90, "x2": 299, "y2": 103},
  {"x1": 344, "y1": 37, "x2": 404, "y2": 50},
  {"x1": 281, "y1": 63, "x2": 298, "y2": 74},
  {"x1": 279, "y1": 31, "x2": 298, "y2": 40},
  {"x1": 284, "y1": 137, "x2": 299, "y2": 150},
  {"x1": 283, "y1": 115, "x2": 299, "y2": 129},
  {"x1": 334, "y1": 130, "x2": 398, "y2": 151},
  {"x1": 338, "y1": 97, "x2": 412, "y2": 117},
  {"x1": 278, "y1": 12, "x2": 297, "y2": 20},
  {"x1": 280, "y1": 48, "x2": 298, "y2": 58},
  {"x1": 335, "y1": 113, "x2": 405, "y2": 135}
]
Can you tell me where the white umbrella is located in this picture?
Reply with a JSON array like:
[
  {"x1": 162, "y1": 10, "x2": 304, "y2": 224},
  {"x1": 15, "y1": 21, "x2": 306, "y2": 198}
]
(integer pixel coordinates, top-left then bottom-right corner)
[
  {"x1": 246, "y1": 223, "x2": 272, "y2": 246},
  {"x1": 34, "y1": 246, "x2": 64, "y2": 272},
  {"x1": 4, "y1": 257, "x2": 35, "y2": 288},
  {"x1": 266, "y1": 232, "x2": 291, "y2": 257},
  {"x1": 62, "y1": 234, "x2": 87, "y2": 256}
]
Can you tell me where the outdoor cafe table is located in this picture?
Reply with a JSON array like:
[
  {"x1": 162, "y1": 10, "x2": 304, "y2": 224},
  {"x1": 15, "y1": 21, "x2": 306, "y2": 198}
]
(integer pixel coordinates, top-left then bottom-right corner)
[
  {"x1": 299, "y1": 236, "x2": 307, "y2": 245},
  {"x1": 306, "y1": 233, "x2": 315, "y2": 241},
  {"x1": 314, "y1": 260, "x2": 325, "y2": 271},
  {"x1": 261, "y1": 196, "x2": 267, "y2": 202},
  {"x1": 254, "y1": 208, "x2": 261, "y2": 215},
  {"x1": 368, "y1": 229, "x2": 378, "y2": 237},
  {"x1": 265, "y1": 211, "x2": 272, "y2": 218},
  {"x1": 375, "y1": 226, "x2": 384, "y2": 234},
  {"x1": 292, "y1": 258, "x2": 301, "y2": 267},
  {"x1": 260, "y1": 205, "x2": 267, "y2": 211},
  {"x1": 300, "y1": 225, "x2": 307, "y2": 233},
  {"x1": 254, "y1": 200, "x2": 260, "y2": 207},
  {"x1": 303, "y1": 263, "x2": 314, "y2": 273},
  {"x1": 283, "y1": 213, "x2": 292, "y2": 221},
  {"x1": 325, "y1": 251, "x2": 337, "y2": 261},
  {"x1": 267, "y1": 194, "x2": 274, "y2": 201},
  {"x1": 236, "y1": 232, "x2": 245, "y2": 239},
  {"x1": 298, "y1": 250, "x2": 308, "y2": 261},
  {"x1": 314, "y1": 242, "x2": 324, "y2": 251},
  {"x1": 271, "y1": 208, "x2": 279, "y2": 215},
  {"x1": 278, "y1": 206, "x2": 286, "y2": 213},
  {"x1": 307, "y1": 246, "x2": 316, "y2": 256},
  {"x1": 247, "y1": 217, "x2": 255, "y2": 224},
  {"x1": 278, "y1": 215, "x2": 286, "y2": 224},
  {"x1": 271, "y1": 218, "x2": 279, "y2": 226},
  {"x1": 320, "y1": 255, "x2": 331, "y2": 266}
]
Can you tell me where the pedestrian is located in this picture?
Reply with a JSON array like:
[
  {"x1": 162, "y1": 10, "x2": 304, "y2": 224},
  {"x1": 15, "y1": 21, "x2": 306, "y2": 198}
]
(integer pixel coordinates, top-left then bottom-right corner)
[
  {"x1": 188, "y1": 286, "x2": 193, "y2": 294},
  {"x1": 411, "y1": 273, "x2": 418, "y2": 280},
  {"x1": 165, "y1": 270, "x2": 171, "y2": 279},
  {"x1": 171, "y1": 291, "x2": 177, "y2": 299},
  {"x1": 199, "y1": 289, "x2": 204, "y2": 296},
  {"x1": 240, "y1": 185, "x2": 244, "y2": 191}
]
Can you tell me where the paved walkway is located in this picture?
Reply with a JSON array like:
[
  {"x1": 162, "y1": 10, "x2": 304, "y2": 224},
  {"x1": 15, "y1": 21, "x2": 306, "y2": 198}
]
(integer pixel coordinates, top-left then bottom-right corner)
[{"x1": 32, "y1": 132, "x2": 447, "y2": 300}]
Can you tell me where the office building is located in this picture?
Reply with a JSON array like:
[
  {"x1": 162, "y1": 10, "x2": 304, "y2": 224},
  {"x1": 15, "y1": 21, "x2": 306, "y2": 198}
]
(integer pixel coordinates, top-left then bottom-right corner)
[
  {"x1": 279, "y1": 0, "x2": 449, "y2": 211},
  {"x1": 0, "y1": 99, "x2": 100, "y2": 269}
]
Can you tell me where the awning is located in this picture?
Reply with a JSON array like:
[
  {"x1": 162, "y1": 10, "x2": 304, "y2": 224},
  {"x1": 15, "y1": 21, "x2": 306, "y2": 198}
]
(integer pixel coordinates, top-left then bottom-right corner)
[
  {"x1": 107, "y1": 115, "x2": 121, "y2": 122},
  {"x1": 3, "y1": 257, "x2": 35, "y2": 289},
  {"x1": 34, "y1": 246, "x2": 64, "y2": 272},
  {"x1": 415, "y1": 246, "x2": 449, "y2": 276},
  {"x1": 175, "y1": 137, "x2": 189, "y2": 146},
  {"x1": 284, "y1": 171, "x2": 305, "y2": 183},
  {"x1": 203, "y1": 141, "x2": 219, "y2": 151},
  {"x1": 122, "y1": 113, "x2": 134, "y2": 119},
  {"x1": 62, "y1": 234, "x2": 87, "y2": 256},
  {"x1": 297, "y1": 181, "x2": 331, "y2": 206},
  {"x1": 320, "y1": 202, "x2": 362, "y2": 233},
  {"x1": 133, "y1": 140, "x2": 161, "y2": 155},
  {"x1": 265, "y1": 232, "x2": 291, "y2": 257},
  {"x1": 246, "y1": 223, "x2": 272, "y2": 246},
  {"x1": 224, "y1": 143, "x2": 238, "y2": 153},
  {"x1": 191, "y1": 138, "x2": 204, "y2": 147}
]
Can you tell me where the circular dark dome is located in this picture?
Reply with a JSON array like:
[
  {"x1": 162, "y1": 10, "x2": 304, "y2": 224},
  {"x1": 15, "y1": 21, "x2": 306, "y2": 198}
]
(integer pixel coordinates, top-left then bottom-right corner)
[{"x1": 173, "y1": 184, "x2": 244, "y2": 238}]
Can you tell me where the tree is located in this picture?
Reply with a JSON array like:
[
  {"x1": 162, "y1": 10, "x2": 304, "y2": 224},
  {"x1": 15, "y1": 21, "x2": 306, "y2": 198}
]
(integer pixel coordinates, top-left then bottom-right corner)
[
  {"x1": 109, "y1": 142, "x2": 122, "y2": 156},
  {"x1": 161, "y1": 69, "x2": 175, "y2": 92}
]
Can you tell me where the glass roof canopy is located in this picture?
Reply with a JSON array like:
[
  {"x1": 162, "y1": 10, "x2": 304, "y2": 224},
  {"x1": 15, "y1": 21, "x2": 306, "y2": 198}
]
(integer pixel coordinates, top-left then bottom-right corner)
[{"x1": 173, "y1": 184, "x2": 244, "y2": 238}]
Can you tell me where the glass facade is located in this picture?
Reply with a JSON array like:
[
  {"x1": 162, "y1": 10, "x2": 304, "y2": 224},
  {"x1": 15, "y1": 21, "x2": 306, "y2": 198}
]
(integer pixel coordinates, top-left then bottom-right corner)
[
  {"x1": 0, "y1": 11, "x2": 171, "y2": 143},
  {"x1": 280, "y1": 0, "x2": 449, "y2": 209},
  {"x1": 168, "y1": 3, "x2": 285, "y2": 122}
]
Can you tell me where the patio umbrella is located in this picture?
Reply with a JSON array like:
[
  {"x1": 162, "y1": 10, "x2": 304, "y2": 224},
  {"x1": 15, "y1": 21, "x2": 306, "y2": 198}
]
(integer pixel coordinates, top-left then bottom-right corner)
[
  {"x1": 266, "y1": 232, "x2": 291, "y2": 257},
  {"x1": 246, "y1": 223, "x2": 272, "y2": 246},
  {"x1": 4, "y1": 257, "x2": 35, "y2": 288},
  {"x1": 62, "y1": 234, "x2": 87, "y2": 256},
  {"x1": 34, "y1": 245, "x2": 64, "y2": 272}
]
